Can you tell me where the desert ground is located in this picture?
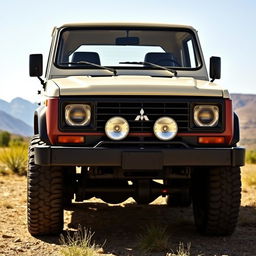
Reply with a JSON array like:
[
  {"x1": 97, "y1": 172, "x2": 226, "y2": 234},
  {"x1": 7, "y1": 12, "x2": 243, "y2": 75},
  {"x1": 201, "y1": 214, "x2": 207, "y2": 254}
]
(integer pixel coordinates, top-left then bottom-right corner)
[{"x1": 0, "y1": 165, "x2": 256, "y2": 256}]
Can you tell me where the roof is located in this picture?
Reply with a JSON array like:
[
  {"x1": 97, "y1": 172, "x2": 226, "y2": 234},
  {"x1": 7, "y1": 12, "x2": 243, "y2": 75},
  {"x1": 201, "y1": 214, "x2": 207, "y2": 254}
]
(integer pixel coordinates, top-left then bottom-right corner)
[{"x1": 58, "y1": 22, "x2": 196, "y2": 31}]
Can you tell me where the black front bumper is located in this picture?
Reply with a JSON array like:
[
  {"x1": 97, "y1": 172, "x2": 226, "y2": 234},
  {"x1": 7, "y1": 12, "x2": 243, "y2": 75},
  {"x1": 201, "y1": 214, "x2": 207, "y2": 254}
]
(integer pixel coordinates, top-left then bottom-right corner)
[{"x1": 34, "y1": 145, "x2": 245, "y2": 169}]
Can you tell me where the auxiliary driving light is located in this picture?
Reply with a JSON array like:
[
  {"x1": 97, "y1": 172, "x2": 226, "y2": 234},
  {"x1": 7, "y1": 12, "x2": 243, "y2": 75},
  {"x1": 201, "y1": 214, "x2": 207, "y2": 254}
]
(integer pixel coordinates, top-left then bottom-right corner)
[
  {"x1": 105, "y1": 117, "x2": 129, "y2": 140},
  {"x1": 153, "y1": 117, "x2": 178, "y2": 141}
]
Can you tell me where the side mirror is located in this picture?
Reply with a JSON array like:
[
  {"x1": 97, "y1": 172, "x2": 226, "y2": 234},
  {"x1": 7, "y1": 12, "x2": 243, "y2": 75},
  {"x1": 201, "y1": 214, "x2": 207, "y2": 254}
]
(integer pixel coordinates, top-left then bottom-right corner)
[
  {"x1": 29, "y1": 54, "x2": 43, "y2": 77},
  {"x1": 210, "y1": 56, "x2": 221, "y2": 82}
]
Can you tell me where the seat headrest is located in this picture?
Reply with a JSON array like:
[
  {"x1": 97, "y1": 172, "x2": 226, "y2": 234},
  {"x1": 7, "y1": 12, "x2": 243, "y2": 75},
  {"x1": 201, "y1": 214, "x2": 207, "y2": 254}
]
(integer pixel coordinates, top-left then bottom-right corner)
[
  {"x1": 144, "y1": 52, "x2": 180, "y2": 67},
  {"x1": 72, "y1": 51, "x2": 101, "y2": 65}
]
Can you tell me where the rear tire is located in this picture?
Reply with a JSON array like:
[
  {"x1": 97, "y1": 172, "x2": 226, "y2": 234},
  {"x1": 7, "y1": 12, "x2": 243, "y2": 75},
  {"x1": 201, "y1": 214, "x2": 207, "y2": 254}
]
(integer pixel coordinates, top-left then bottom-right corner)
[
  {"x1": 166, "y1": 190, "x2": 191, "y2": 207},
  {"x1": 27, "y1": 136, "x2": 64, "y2": 235},
  {"x1": 100, "y1": 180, "x2": 130, "y2": 204},
  {"x1": 192, "y1": 167, "x2": 241, "y2": 235}
]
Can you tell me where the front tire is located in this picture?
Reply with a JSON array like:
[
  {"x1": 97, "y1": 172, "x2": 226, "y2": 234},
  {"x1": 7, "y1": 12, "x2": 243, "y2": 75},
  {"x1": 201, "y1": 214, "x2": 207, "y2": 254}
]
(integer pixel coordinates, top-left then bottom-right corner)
[
  {"x1": 27, "y1": 136, "x2": 64, "y2": 235},
  {"x1": 192, "y1": 167, "x2": 241, "y2": 236}
]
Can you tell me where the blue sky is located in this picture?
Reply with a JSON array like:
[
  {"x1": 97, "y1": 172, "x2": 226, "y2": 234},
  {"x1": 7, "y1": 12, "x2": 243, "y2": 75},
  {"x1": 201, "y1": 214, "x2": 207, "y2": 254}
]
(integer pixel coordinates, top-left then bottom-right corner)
[{"x1": 0, "y1": 0, "x2": 255, "y2": 101}]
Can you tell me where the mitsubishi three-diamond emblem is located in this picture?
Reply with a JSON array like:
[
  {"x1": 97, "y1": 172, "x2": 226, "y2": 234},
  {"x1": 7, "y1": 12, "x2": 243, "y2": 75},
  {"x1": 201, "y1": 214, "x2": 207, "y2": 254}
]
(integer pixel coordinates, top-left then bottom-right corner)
[{"x1": 135, "y1": 108, "x2": 149, "y2": 121}]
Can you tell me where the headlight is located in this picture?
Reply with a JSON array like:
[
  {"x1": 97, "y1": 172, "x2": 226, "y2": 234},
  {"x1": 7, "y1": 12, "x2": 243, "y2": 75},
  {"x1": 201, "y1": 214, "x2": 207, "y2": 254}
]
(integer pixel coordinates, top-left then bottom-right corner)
[
  {"x1": 105, "y1": 117, "x2": 129, "y2": 140},
  {"x1": 194, "y1": 105, "x2": 219, "y2": 127},
  {"x1": 153, "y1": 117, "x2": 178, "y2": 141},
  {"x1": 65, "y1": 104, "x2": 91, "y2": 126}
]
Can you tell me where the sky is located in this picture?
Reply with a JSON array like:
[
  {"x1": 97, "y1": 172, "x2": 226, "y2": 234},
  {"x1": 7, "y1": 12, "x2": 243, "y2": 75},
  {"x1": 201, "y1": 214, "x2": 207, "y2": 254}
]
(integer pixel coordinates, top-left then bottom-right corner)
[{"x1": 0, "y1": 0, "x2": 256, "y2": 102}]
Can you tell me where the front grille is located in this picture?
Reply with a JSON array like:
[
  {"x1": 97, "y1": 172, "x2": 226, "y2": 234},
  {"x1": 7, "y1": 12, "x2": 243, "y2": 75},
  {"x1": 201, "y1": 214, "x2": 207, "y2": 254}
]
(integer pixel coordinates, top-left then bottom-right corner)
[
  {"x1": 96, "y1": 100, "x2": 189, "y2": 133},
  {"x1": 60, "y1": 97, "x2": 224, "y2": 134}
]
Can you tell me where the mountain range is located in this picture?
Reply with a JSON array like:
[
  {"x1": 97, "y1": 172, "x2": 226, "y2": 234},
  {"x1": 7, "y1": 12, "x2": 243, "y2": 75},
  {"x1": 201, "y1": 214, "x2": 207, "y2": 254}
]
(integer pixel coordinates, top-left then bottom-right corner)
[
  {"x1": 0, "y1": 97, "x2": 37, "y2": 126},
  {"x1": 0, "y1": 110, "x2": 33, "y2": 136},
  {"x1": 0, "y1": 95, "x2": 255, "y2": 149},
  {"x1": 231, "y1": 94, "x2": 256, "y2": 149},
  {"x1": 0, "y1": 97, "x2": 36, "y2": 136}
]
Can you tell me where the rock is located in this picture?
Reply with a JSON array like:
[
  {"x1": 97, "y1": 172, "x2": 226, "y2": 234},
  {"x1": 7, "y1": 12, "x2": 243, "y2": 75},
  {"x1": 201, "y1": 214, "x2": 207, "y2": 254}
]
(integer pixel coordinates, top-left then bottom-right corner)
[
  {"x1": 96, "y1": 247, "x2": 105, "y2": 254},
  {"x1": 14, "y1": 238, "x2": 21, "y2": 242},
  {"x1": 2, "y1": 234, "x2": 14, "y2": 239},
  {"x1": 15, "y1": 247, "x2": 25, "y2": 252}
]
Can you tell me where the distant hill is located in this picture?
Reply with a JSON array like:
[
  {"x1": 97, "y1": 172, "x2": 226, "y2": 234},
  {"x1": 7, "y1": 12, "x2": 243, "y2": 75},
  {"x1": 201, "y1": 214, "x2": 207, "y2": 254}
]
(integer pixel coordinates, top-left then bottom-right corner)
[
  {"x1": 0, "y1": 97, "x2": 37, "y2": 126},
  {"x1": 0, "y1": 110, "x2": 33, "y2": 136},
  {"x1": 231, "y1": 94, "x2": 256, "y2": 149}
]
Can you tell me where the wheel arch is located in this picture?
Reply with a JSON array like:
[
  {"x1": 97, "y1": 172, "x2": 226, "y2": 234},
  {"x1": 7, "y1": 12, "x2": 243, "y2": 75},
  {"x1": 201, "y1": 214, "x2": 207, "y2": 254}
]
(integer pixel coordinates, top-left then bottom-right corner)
[
  {"x1": 34, "y1": 106, "x2": 50, "y2": 144},
  {"x1": 231, "y1": 112, "x2": 240, "y2": 146}
]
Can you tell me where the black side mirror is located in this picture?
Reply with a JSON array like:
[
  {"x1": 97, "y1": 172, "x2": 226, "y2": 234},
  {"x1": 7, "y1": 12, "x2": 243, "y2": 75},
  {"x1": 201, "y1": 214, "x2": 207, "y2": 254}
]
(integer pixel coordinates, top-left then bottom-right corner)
[
  {"x1": 29, "y1": 54, "x2": 43, "y2": 77},
  {"x1": 210, "y1": 56, "x2": 221, "y2": 82}
]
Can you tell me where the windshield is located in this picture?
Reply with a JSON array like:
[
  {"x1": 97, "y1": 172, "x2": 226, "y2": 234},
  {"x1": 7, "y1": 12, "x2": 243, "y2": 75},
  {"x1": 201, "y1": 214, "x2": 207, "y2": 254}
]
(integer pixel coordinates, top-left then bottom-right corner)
[{"x1": 56, "y1": 27, "x2": 201, "y2": 69}]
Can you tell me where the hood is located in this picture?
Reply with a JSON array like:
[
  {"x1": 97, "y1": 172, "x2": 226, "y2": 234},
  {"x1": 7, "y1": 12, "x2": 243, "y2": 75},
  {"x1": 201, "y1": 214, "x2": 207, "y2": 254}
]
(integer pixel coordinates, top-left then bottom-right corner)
[{"x1": 46, "y1": 76, "x2": 229, "y2": 98}]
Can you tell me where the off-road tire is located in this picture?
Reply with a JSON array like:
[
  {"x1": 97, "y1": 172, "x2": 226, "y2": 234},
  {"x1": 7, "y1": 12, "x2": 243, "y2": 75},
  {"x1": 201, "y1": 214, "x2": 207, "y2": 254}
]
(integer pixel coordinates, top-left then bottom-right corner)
[
  {"x1": 192, "y1": 167, "x2": 241, "y2": 236},
  {"x1": 27, "y1": 135, "x2": 64, "y2": 235}
]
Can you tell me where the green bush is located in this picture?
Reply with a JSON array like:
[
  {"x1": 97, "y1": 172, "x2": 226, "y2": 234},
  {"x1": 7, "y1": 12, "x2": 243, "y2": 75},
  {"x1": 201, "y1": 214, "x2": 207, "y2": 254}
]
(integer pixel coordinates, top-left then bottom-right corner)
[
  {"x1": 9, "y1": 136, "x2": 25, "y2": 147},
  {"x1": 0, "y1": 131, "x2": 11, "y2": 147},
  {"x1": 246, "y1": 150, "x2": 256, "y2": 164},
  {"x1": 0, "y1": 145, "x2": 28, "y2": 175}
]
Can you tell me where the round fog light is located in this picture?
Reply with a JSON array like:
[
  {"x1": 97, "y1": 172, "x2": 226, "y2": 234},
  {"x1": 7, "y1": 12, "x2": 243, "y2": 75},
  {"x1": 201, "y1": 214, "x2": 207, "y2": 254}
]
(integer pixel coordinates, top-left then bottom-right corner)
[
  {"x1": 153, "y1": 117, "x2": 178, "y2": 141},
  {"x1": 105, "y1": 117, "x2": 129, "y2": 140}
]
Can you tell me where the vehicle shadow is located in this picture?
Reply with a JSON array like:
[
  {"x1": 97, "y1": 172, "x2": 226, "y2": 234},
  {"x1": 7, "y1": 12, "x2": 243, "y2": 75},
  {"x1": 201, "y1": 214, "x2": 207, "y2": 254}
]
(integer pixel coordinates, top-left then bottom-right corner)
[
  {"x1": 66, "y1": 200, "x2": 195, "y2": 255},
  {"x1": 39, "y1": 201, "x2": 256, "y2": 256}
]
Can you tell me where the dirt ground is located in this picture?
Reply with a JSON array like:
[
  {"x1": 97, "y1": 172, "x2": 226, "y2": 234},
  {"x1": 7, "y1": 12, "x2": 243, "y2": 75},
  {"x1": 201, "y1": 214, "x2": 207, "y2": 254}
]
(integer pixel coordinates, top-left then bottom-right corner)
[{"x1": 0, "y1": 166, "x2": 256, "y2": 256}]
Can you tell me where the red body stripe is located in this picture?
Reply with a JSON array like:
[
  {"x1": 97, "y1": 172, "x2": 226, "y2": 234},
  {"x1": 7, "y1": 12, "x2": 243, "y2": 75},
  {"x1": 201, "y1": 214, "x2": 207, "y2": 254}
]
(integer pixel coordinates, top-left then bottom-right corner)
[{"x1": 46, "y1": 98, "x2": 233, "y2": 145}]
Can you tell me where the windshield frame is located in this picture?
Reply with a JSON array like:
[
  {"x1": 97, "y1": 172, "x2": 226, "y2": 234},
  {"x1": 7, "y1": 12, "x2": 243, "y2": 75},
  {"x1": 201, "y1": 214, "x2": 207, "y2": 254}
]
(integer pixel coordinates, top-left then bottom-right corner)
[{"x1": 54, "y1": 26, "x2": 203, "y2": 72}]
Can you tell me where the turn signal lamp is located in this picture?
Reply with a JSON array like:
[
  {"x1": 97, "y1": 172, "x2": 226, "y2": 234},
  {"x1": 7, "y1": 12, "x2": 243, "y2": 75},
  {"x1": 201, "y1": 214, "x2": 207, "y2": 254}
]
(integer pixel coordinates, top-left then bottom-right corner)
[
  {"x1": 58, "y1": 136, "x2": 84, "y2": 143},
  {"x1": 198, "y1": 137, "x2": 225, "y2": 144}
]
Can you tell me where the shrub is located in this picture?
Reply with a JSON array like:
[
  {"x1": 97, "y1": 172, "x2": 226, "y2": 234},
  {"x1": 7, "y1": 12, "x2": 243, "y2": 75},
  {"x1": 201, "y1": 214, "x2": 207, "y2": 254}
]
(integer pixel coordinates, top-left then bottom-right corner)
[
  {"x1": 246, "y1": 150, "x2": 256, "y2": 164},
  {"x1": 0, "y1": 145, "x2": 28, "y2": 175},
  {"x1": 137, "y1": 223, "x2": 169, "y2": 252},
  {"x1": 0, "y1": 131, "x2": 11, "y2": 147},
  {"x1": 60, "y1": 225, "x2": 102, "y2": 256}
]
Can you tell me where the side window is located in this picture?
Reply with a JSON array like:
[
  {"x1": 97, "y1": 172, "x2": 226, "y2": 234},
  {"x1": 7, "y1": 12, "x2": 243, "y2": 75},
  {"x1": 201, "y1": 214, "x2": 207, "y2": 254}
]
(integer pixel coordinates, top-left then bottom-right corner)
[{"x1": 182, "y1": 39, "x2": 197, "y2": 68}]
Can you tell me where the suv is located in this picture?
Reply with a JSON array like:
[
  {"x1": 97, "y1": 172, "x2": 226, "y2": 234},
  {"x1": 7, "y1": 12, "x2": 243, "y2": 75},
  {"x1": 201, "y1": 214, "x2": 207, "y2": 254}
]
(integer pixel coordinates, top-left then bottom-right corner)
[{"x1": 28, "y1": 23, "x2": 245, "y2": 236}]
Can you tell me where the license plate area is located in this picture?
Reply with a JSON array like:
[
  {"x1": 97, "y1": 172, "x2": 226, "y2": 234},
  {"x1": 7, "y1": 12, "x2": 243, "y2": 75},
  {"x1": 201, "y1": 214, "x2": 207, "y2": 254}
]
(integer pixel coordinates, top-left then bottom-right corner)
[{"x1": 122, "y1": 152, "x2": 163, "y2": 170}]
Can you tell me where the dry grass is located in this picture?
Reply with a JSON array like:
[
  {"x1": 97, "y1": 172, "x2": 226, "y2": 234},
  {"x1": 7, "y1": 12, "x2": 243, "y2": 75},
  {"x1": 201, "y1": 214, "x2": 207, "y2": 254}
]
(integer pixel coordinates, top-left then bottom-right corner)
[
  {"x1": 137, "y1": 223, "x2": 170, "y2": 252},
  {"x1": 245, "y1": 150, "x2": 256, "y2": 164},
  {"x1": 242, "y1": 164, "x2": 256, "y2": 188},
  {"x1": 239, "y1": 164, "x2": 256, "y2": 226},
  {"x1": 0, "y1": 145, "x2": 28, "y2": 175},
  {"x1": 60, "y1": 225, "x2": 103, "y2": 256},
  {"x1": 166, "y1": 242, "x2": 191, "y2": 256}
]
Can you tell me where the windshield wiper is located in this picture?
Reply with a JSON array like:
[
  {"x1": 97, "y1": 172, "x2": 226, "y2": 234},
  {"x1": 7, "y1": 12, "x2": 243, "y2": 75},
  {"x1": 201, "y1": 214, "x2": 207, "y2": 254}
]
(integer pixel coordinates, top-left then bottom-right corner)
[
  {"x1": 119, "y1": 61, "x2": 177, "y2": 77},
  {"x1": 61, "y1": 61, "x2": 117, "y2": 76}
]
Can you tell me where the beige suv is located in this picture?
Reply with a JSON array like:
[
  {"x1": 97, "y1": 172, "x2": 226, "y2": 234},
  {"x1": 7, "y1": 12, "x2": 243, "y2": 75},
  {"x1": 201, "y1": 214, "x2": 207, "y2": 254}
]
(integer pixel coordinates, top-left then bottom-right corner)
[{"x1": 28, "y1": 23, "x2": 245, "y2": 236}]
